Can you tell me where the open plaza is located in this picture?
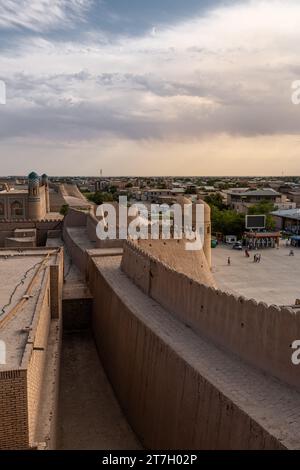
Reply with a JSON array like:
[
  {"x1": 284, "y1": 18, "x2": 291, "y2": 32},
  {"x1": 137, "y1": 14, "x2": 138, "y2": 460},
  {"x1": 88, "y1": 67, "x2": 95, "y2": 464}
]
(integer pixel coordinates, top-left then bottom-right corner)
[{"x1": 212, "y1": 241, "x2": 300, "y2": 306}]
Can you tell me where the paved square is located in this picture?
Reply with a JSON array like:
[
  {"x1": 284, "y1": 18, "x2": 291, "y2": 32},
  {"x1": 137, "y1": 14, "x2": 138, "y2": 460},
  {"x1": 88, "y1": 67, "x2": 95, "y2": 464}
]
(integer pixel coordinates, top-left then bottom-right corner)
[{"x1": 212, "y1": 242, "x2": 300, "y2": 306}]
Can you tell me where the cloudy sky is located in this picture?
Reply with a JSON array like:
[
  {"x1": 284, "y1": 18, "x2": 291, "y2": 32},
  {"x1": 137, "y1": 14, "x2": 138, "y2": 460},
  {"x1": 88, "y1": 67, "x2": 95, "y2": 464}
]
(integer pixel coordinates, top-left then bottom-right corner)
[{"x1": 0, "y1": 0, "x2": 300, "y2": 176}]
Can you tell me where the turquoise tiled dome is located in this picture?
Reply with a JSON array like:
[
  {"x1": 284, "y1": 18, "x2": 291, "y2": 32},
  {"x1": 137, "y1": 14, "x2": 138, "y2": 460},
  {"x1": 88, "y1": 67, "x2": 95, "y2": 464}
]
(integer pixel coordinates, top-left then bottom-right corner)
[{"x1": 28, "y1": 171, "x2": 40, "y2": 185}]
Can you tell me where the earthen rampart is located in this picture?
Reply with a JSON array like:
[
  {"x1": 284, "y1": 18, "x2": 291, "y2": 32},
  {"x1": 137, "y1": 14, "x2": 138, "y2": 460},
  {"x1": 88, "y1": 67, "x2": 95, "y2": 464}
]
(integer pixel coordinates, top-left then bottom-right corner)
[{"x1": 121, "y1": 240, "x2": 300, "y2": 390}]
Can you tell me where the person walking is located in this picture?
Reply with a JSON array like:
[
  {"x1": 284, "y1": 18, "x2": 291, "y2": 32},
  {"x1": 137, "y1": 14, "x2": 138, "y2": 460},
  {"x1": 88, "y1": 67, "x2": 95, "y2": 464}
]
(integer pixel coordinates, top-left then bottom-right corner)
[{"x1": 227, "y1": 257, "x2": 231, "y2": 266}]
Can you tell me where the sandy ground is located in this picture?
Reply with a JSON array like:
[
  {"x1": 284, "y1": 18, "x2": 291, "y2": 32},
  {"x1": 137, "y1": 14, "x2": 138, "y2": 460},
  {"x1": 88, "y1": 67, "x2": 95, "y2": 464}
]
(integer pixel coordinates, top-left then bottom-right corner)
[
  {"x1": 58, "y1": 330, "x2": 141, "y2": 450},
  {"x1": 212, "y1": 242, "x2": 300, "y2": 306}
]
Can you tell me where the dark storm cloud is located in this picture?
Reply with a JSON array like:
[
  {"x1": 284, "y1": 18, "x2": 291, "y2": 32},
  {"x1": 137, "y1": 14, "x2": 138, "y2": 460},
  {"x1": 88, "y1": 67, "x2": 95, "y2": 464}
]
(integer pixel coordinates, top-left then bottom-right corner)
[{"x1": 0, "y1": 0, "x2": 300, "y2": 146}]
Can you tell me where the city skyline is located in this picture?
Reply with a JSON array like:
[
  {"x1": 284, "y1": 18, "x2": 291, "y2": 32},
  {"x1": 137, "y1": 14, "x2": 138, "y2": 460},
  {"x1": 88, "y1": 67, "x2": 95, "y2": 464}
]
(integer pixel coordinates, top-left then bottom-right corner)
[{"x1": 0, "y1": 0, "x2": 300, "y2": 175}]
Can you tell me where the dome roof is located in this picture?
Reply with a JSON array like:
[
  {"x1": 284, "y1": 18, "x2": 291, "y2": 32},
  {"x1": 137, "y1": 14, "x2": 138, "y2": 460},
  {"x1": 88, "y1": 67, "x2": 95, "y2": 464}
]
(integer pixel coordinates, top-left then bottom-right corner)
[
  {"x1": 28, "y1": 171, "x2": 39, "y2": 179},
  {"x1": 28, "y1": 171, "x2": 40, "y2": 185},
  {"x1": 41, "y1": 173, "x2": 48, "y2": 184}
]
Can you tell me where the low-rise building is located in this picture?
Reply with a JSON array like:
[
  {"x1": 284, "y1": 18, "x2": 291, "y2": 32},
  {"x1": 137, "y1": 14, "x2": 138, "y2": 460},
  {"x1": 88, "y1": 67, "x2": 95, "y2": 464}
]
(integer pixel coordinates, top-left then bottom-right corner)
[
  {"x1": 286, "y1": 192, "x2": 300, "y2": 208},
  {"x1": 0, "y1": 172, "x2": 51, "y2": 221},
  {"x1": 271, "y1": 208, "x2": 300, "y2": 234},
  {"x1": 0, "y1": 247, "x2": 63, "y2": 449},
  {"x1": 226, "y1": 188, "x2": 282, "y2": 213},
  {"x1": 142, "y1": 189, "x2": 173, "y2": 202}
]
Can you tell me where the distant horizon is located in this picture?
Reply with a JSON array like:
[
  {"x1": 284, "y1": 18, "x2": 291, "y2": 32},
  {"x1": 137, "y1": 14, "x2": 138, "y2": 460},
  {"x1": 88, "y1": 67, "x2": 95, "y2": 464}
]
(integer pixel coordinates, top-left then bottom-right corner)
[{"x1": 2, "y1": 174, "x2": 300, "y2": 180}]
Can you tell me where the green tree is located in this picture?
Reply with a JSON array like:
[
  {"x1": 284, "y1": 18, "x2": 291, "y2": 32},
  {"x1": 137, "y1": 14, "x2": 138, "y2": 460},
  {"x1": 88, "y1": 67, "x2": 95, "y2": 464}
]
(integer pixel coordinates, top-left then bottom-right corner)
[
  {"x1": 210, "y1": 206, "x2": 245, "y2": 238},
  {"x1": 185, "y1": 187, "x2": 197, "y2": 195},
  {"x1": 204, "y1": 193, "x2": 226, "y2": 210},
  {"x1": 60, "y1": 204, "x2": 69, "y2": 216},
  {"x1": 109, "y1": 186, "x2": 117, "y2": 194},
  {"x1": 86, "y1": 191, "x2": 114, "y2": 205}
]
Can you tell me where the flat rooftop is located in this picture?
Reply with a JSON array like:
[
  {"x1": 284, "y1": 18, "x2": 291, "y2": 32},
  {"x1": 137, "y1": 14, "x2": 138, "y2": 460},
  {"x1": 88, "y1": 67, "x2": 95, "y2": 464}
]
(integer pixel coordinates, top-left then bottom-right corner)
[
  {"x1": 212, "y1": 242, "x2": 300, "y2": 306},
  {"x1": 271, "y1": 208, "x2": 300, "y2": 221},
  {"x1": 0, "y1": 248, "x2": 60, "y2": 370},
  {"x1": 0, "y1": 189, "x2": 28, "y2": 194}
]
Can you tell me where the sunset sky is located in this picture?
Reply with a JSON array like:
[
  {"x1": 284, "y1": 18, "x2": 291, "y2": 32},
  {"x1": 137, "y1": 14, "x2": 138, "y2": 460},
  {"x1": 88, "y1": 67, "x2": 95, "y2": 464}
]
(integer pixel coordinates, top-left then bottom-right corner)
[{"x1": 0, "y1": 0, "x2": 300, "y2": 176}]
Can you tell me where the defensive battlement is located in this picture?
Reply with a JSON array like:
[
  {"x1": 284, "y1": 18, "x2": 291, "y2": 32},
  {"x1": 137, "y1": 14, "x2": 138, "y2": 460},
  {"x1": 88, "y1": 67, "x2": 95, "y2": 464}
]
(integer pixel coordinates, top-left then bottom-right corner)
[{"x1": 121, "y1": 239, "x2": 300, "y2": 391}]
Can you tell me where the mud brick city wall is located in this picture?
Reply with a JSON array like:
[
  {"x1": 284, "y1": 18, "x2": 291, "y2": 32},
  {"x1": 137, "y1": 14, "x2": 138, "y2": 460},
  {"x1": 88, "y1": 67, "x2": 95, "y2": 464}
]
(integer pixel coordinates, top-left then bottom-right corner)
[
  {"x1": 121, "y1": 241, "x2": 300, "y2": 391},
  {"x1": 64, "y1": 208, "x2": 88, "y2": 229},
  {"x1": 62, "y1": 215, "x2": 297, "y2": 449},
  {"x1": 25, "y1": 252, "x2": 63, "y2": 447},
  {"x1": 0, "y1": 370, "x2": 29, "y2": 449},
  {"x1": 120, "y1": 242, "x2": 151, "y2": 294},
  {"x1": 86, "y1": 212, "x2": 98, "y2": 243},
  {"x1": 0, "y1": 253, "x2": 63, "y2": 450},
  {"x1": 87, "y1": 211, "x2": 124, "y2": 249},
  {"x1": 63, "y1": 224, "x2": 89, "y2": 277},
  {"x1": 64, "y1": 214, "x2": 300, "y2": 394},
  {"x1": 88, "y1": 259, "x2": 284, "y2": 450},
  {"x1": 25, "y1": 272, "x2": 52, "y2": 446},
  {"x1": 50, "y1": 251, "x2": 64, "y2": 319}
]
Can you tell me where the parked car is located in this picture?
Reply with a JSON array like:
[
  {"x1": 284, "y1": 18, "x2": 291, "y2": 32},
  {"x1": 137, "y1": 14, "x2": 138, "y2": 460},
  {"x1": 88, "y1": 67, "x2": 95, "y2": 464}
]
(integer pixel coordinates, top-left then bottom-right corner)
[{"x1": 232, "y1": 242, "x2": 243, "y2": 250}]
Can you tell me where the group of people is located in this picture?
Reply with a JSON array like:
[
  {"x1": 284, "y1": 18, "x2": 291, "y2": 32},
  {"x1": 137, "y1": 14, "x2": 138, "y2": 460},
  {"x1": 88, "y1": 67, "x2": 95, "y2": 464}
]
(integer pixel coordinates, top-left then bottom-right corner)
[
  {"x1": 244, "y1": 249, "x2": 261, "y2": 262},
  {"x1": 227, "y1": 251, "x2": 262, "y2": 266},
  {"x1": 228, "y1": 248, "x2": 296, "y2": 266},
  {"x1": 226, "y1": 242, "x2": 297, "y2": 266}
]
